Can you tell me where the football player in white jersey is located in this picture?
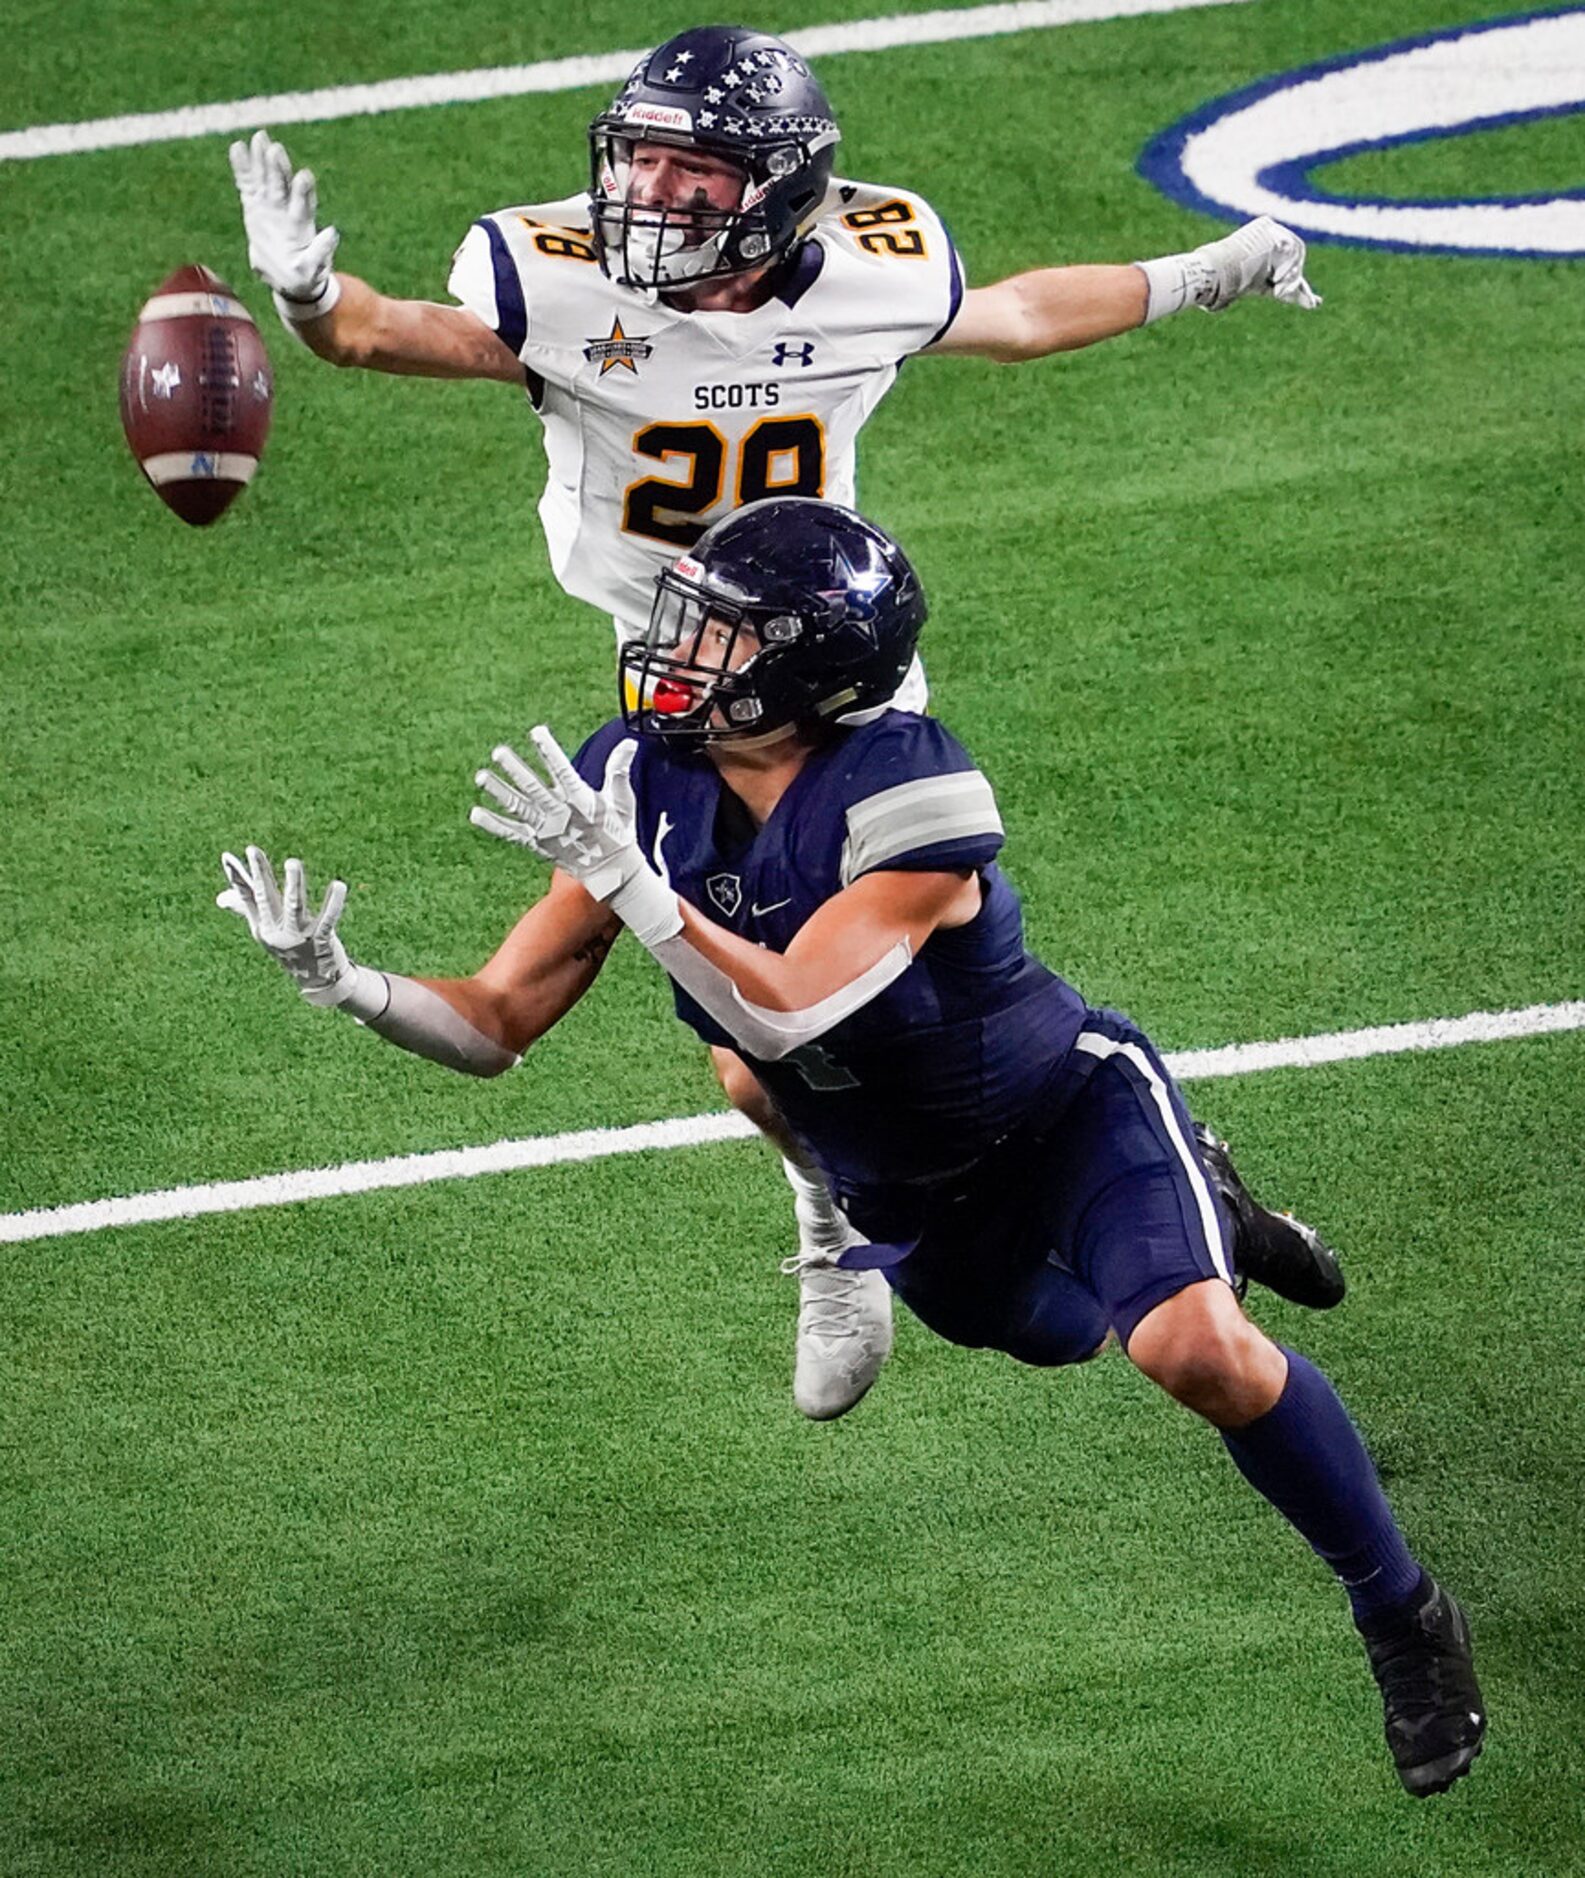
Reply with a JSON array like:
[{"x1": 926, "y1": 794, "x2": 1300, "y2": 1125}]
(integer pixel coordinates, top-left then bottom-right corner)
[{"x1": 229, "y1": 23, "x2": 1321, "y2": 1422}]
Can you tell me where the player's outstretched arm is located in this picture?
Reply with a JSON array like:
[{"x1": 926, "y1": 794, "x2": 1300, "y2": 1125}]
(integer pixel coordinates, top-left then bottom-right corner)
[
  {"x1": 930, "y1": 216, "x2": 1320, "y2": 362},
  {"x1": 295, "y1": 275, "x2": 528, "y2": 380},
  {"x1": 227, "y1": 130, "x2": 523, "y2": 381},
  {"x1": 471, "y1": 731, "x2": 975, "y2": 1059},
  {"x1": 216, "y1": 845, "x2": 616, "y2": 1073}
]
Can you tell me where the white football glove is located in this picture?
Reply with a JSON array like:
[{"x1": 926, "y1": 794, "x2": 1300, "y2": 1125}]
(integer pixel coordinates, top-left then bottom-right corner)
[
  {"x1": 228, "y1": 128, "x2": 343, "y2": 320},
  {"x1": 1138, "y1": 216, "x2": 1320, "y2": 322},
  {"x1": 1195, "y1": 216, "x2": 1320, "y2": 311},
  {"x1": 217, "y1": 844, "x2": 373, "y2": 1008},
  {"x1": 471, "y1": 729, "x2": 682, "y2": 946}
]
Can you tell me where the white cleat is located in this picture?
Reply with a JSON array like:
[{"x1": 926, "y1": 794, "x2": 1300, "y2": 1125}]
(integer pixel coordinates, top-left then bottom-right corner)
[{"x1": 781, "y1": 1251, "x2": 894, "y2": 1421}]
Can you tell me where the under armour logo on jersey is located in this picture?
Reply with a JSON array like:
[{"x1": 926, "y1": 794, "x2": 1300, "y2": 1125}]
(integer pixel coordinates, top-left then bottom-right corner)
[
  {"x1": 706, "y1": 873, "x2": 743, "y2": 917},
  {"x1": 772, "y1": 341, "x2": 816, "y2": 368}
]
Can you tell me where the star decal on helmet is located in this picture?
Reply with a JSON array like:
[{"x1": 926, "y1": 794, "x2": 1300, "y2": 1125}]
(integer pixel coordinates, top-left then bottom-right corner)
[
  {"x1": 817, "y1": 542, "x2": 894, "y2": 640},
  {"x1": 582, "y1": 314, "x2": 655, "y2": 377}
]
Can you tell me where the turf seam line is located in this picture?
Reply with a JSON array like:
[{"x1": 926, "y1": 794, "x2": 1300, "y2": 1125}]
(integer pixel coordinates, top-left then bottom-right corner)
[
  {"x1": 0, "y1": 0, "x2": 1257, "y2": 161},
  {"x1": 3, "y1": 998, "x2": 1580, "y2": 1246}
]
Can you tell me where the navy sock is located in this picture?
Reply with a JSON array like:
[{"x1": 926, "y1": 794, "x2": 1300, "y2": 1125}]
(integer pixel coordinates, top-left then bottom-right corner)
[{"x1": 1220, "y1": 1347, "x2": 1423, "y2": 1624}]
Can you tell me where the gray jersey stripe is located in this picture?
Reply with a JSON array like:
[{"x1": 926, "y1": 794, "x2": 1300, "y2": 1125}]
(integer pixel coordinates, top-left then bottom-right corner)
[
  {"x1": 853, "y1": 797, "x2": 1002, "y2": 861},
  {"x1": 847, "y1": 770, "x2": 998, "y2": 840},
  {"x1": 840, "y1": 771, "x2": 1002, "y2": 885}
]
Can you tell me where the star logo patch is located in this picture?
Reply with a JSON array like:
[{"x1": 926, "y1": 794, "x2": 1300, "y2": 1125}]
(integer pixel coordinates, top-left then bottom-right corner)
[
  {"x1": 583, "y1": 315, "x2": 655, "y2": 377},
  {"x1": 706, "y1": 873, "x2": 743, "y2": 917}
]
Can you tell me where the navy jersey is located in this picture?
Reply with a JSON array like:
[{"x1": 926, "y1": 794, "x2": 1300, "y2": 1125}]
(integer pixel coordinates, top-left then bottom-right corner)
[{"x1": 575, "y1": 713, "x2": 1089, "y2": 1197}]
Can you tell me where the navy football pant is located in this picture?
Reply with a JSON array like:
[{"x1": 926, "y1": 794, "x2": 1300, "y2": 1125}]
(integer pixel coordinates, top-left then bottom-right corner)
[
  {"x1": 870, "y1": 1019, "x2": 1428, "y2": 1624},
  {"x1": 882, "y1": 1016, "x2": 1234, "y2": 1362}
]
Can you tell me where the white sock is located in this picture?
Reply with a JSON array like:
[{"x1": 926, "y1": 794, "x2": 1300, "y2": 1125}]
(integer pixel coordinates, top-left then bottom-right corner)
[{"x1": 780, "y1": 1156, "x2": 858, "y2": 1260}]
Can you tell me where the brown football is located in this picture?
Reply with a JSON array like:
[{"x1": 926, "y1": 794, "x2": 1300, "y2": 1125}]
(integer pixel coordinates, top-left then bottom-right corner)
[{"x1": 119, "y1": 264, "x2": 273, "y2": 525}]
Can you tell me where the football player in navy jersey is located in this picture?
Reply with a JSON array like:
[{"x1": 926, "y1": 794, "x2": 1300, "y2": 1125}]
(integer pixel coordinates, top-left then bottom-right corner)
[
  {"x1": 219, "y1": 498, "x2": 1483, "y2": 1798},
  {"x1": 229, "y1": 21, "x2": 1322, "y2": 1422}
]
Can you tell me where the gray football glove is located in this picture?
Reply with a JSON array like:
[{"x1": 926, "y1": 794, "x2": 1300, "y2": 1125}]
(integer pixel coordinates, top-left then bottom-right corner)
[
  {"x1": 217, "y1": 845, "x2": 365, "y2": 1006},
  {"x1": 471, "y1": 729, "x2": 682, "y2": 946}
]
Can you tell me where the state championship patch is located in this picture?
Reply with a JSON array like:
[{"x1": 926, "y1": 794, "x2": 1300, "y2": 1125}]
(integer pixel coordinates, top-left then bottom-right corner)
[{"x1": 584, "y1": 316, "x2": 655, "y2": 376}]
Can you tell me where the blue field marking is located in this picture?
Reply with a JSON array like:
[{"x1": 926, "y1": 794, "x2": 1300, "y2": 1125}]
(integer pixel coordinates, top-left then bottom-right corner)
[{"x1": 1138, "y1": 6, "x2": 1585, "y2": 259}]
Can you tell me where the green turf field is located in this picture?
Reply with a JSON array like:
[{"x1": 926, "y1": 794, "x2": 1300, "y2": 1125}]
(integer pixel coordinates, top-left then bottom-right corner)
[{"x1": 3, "y1": 1, "x2": 1583, "y2": 1870}]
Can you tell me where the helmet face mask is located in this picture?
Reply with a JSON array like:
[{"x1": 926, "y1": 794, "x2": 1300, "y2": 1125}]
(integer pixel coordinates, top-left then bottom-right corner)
[
  {"x1": 623, "y1": 563, "x2": 804, "y2": 741},
  {"x1": 590, "y1": 133, "x2": 751, "y2": 290},
  {"x1": 620, "y1": 500, "x2": 928, "y2": 746},
  {"x1": 588, "y1": 27, "x2": 840, "y2": 292}
]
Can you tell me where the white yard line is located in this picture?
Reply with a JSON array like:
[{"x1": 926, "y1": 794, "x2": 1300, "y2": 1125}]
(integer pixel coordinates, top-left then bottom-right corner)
[
  {"x1": 3, "y1": 999, "x2": 1580, "y2": 1246},
  {"x1": 0, "y1": 0, "x2": 1256, "y2": 162},
  {"x1": 1165, "y1": 998, "x2": 1585, "y2": 1080}
]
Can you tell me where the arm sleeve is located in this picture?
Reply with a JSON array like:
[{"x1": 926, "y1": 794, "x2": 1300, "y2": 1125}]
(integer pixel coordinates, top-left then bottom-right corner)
[
  {"x1": 648, "y1": 931, "x2": 913, "y2": 1061},
  {"x1": 363, "y1": 972, "x2": 520, "y2": 1075}
]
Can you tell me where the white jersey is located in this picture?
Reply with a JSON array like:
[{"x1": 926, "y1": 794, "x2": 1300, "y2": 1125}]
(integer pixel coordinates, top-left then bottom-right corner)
[{"x1": 447, "y1": 180, "x2": 963, "y2": 633}]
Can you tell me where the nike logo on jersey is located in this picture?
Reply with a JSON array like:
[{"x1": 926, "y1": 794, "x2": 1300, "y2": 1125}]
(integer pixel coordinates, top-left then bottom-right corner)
[
  {"x1": 652, "y1": 811, "x2": 675, "y2": 885},
  {"x1": 750, "y1": 897, "x2": 791, "y2": 917}
]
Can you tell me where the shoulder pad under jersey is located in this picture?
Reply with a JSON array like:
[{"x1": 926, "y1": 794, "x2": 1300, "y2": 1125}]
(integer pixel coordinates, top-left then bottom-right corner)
[
  {"x1": 813, "y1": 178, "x2": 965, "y2": 353},
  {"x1": 447, "y1": 194, "x2": 610, "y2": 365},
  {"x1": 829, "y1": 714, "x2": 1003, "y2": 885}
]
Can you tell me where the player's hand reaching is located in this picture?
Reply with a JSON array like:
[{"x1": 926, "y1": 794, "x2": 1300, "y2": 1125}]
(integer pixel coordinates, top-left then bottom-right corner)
[
  {"x1": 472, "y1": 730, "x2": 682, "y2": 945},
  {"x1": 228, "y1": 128, "x2": 342, "y2": 317},
  {"x1": 1194, "y1": 217, "x2": 1320, "y2": 312},
  {"x1": 217, "y1": 844, "x2": 368, "y2": 1006},
  {"x1": 472, "y1": 730, "x2": 640, "y2": 896}
]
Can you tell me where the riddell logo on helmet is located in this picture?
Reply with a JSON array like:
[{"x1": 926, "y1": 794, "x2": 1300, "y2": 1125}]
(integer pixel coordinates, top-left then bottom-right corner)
[
  {"x1": 625, "y1": 103, "x2": 694, "y2": 132},
  {"x1": 675, "y1": 555, "x2": 705, "y2": 580}
]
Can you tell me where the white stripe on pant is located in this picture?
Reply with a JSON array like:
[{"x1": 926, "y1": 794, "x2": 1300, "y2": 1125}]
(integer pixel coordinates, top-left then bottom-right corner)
[{"x1": 1073, "y1": 1030, "x2": 1234, "y2": 1286}]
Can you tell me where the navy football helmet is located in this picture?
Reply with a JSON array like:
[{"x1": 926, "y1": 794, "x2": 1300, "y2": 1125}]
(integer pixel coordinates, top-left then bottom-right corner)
[
  {"x1": 588, "y1": 25, "x2": 840, "y2": 292},
  {"x1": 620, "y1": 497, "x2": 927, "y2": 744}
]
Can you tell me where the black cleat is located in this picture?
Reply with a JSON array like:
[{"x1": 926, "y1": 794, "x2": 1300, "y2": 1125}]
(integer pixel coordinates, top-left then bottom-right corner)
[
  {"x1": 1193, "y1": 1123, "x2": 1346, "y2": 1310},
  {"x1": 1359, "y1": 1575, "x2": 1487, "y2": 1796}
]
